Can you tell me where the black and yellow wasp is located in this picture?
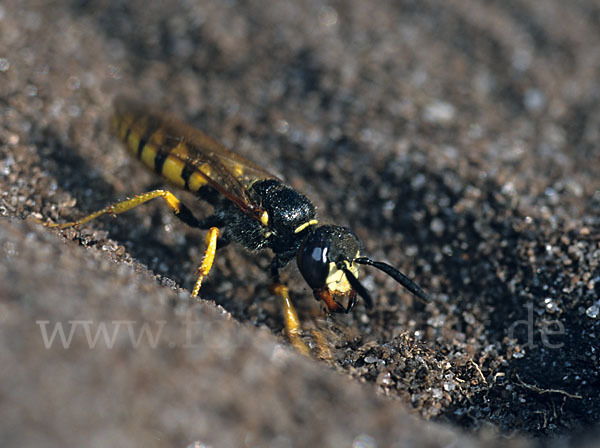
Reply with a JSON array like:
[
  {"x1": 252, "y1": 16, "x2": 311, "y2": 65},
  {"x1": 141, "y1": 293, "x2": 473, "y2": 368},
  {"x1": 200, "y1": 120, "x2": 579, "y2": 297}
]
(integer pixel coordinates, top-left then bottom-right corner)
[{"x1": 46, "y1": 97, "x2": 429, "y2": 353}]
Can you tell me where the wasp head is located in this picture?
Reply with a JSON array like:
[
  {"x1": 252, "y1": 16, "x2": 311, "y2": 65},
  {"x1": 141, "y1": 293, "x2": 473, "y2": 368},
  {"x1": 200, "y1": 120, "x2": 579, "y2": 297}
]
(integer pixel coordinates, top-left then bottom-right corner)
[
  {"x1": 297, "y1": 225, "x2": 366, "y2": 313},
  {"x1": 296, "y1": 225, "x2": 430, "y2": 313}
]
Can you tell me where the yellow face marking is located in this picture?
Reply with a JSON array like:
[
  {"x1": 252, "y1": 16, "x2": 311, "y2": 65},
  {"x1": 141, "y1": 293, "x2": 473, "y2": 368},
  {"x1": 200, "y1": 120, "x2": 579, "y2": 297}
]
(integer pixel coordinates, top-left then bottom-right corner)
[
  {"x1": 294, "y1": 219, "x2": 319, "y2": 234},
  {"x1": 325, "y1": 265, "x2": 353, "y2": 294},
  {"x1": 325, "y1": 255, "x2": 360, "y2": 294}
]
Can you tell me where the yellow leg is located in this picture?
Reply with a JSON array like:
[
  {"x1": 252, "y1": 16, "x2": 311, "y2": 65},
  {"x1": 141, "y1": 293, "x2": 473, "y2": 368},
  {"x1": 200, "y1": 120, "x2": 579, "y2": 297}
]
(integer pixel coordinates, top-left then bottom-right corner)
[
  {"x1": 270, "y1": 283, "x2": 310, "y2": 355},
  {"x1": 191, "y1": 227, "x2": 219, "y2": 297},
  {"x1": 44, "y1": 189, "x2": 186, "y2": 229}
]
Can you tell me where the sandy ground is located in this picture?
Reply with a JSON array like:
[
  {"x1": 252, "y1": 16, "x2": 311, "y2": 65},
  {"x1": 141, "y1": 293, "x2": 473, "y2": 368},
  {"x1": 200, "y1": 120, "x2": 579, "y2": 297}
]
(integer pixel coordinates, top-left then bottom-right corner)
[{"x1": 1, "y1": 0, "x2": 599, "y2": 446}]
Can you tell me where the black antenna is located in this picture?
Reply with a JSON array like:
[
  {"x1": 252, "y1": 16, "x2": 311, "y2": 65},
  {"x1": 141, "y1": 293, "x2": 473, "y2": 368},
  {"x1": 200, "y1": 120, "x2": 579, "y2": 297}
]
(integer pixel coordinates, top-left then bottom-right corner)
[
  {"x1": 354, "y1": 257, "x2": 431, "y2": 303},
  {"x1": 342, "y1": 267, "x2": 373, "y2": 311}
]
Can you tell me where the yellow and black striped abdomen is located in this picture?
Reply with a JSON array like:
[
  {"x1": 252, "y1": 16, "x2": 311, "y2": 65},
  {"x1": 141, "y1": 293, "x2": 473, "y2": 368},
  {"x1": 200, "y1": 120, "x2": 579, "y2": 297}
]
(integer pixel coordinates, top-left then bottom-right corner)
[
  {"x1": 111, "y1": 105, "x2": 213, "y2": 194},
  {"x1": 111, "y1": 96, "x2": 280, "y2": 223}
]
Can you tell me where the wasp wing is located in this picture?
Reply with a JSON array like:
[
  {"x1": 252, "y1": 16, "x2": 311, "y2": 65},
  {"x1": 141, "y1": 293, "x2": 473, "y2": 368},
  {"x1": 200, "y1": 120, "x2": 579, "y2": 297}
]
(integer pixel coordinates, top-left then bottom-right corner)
[{"x1": 113, "y1": 97, "x2": 280, "y2": 222}]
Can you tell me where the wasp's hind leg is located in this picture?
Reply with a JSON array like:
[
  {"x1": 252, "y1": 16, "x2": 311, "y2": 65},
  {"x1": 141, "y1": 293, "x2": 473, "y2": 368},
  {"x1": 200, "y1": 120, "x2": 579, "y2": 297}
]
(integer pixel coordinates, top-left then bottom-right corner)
[
  {"x1": 43, "y1": 189, "x2": 203, "y2": 230},
  {"x1": 42, "y1": 189, "x2": 223, "y2": 298}
]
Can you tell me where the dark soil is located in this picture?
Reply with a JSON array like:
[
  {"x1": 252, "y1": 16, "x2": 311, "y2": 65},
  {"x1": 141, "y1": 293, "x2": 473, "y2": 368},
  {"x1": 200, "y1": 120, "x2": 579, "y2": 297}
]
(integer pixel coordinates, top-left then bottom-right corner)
[{"x1": 1, "y1": 1, "x2": 599, "y2": 446}]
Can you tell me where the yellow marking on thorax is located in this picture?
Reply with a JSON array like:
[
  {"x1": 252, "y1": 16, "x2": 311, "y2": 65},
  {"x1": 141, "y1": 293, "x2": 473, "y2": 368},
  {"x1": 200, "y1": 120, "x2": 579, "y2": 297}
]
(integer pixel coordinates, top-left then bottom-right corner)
[
  {"x1": 260, "y1": 211, "x2": 269, "y2": 227},
  {"x1": 294, "y1": 219, "x2": 318, "y2": 234}
]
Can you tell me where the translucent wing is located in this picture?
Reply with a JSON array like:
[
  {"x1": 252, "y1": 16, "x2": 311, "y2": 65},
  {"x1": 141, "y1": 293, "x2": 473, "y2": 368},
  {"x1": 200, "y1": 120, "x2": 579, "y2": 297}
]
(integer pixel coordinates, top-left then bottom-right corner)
[{"x1": 113, "y1": 96, "x2": 280, "y2": 222}]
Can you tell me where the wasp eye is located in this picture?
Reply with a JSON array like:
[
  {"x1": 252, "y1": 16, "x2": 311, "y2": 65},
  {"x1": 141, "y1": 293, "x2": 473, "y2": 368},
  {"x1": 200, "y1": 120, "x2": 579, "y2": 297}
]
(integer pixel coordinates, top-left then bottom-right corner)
[{"x1": 297, "y1": 238, "x2": 330, "y2": 289}]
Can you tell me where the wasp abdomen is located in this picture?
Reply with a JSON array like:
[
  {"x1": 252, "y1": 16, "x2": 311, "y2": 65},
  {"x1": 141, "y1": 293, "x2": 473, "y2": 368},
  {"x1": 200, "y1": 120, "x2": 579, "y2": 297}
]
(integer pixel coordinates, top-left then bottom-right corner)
[{"x1": 112, "y1": 99, "x2": 213, "y2": 194}]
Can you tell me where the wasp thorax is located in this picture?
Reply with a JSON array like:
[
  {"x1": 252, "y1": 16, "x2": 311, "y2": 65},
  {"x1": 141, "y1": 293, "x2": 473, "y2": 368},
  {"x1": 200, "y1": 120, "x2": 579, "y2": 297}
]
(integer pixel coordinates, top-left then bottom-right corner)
[{"x1": 250, "y1": 180, "x2": 316, "y2": 234}]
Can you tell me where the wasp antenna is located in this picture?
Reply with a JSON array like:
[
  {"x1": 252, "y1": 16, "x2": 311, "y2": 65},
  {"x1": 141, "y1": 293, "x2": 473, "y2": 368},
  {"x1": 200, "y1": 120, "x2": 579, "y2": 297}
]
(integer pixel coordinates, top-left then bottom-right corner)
[
  {"x1": 343, "y1": 267, "x2": 374, "y2": 310},
  {"x1": 355, "y1": 257, "x2": 431, "y2": 303}
]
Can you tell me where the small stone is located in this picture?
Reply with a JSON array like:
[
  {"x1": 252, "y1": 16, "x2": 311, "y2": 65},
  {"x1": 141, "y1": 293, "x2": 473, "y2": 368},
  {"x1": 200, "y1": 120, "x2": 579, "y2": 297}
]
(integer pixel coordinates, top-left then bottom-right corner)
[{"x1": 586, "y1": 304, "x2": 599, "y2": 319}]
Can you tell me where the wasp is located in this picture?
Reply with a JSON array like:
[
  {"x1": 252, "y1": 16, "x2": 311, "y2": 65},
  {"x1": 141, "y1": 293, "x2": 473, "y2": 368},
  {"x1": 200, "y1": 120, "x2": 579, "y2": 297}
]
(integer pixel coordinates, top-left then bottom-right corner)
[{"x1": 46, "y1": 97, "x2": 430, "y2": 354}]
